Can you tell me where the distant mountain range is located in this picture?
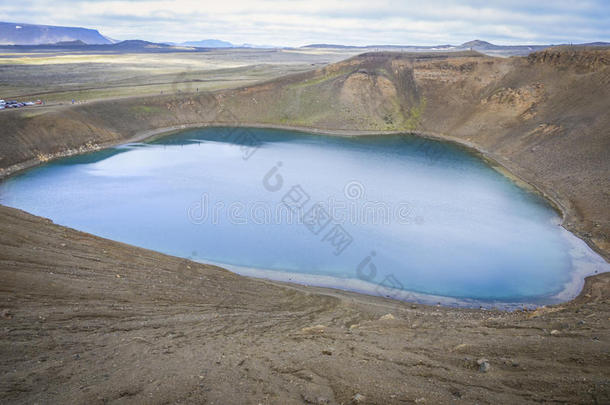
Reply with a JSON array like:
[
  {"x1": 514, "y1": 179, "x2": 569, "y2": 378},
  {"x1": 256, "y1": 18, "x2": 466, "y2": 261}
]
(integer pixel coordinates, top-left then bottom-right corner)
[
  {"x1": 0, "y1": 22, "x2": 274, "y2": 49},
  {"x1": 303, "y1": 39, "x2": 610, "y2": 56},
  {"x1": 0, "y1": 39, "x2": 276, "y2": 54},
  {"x1": 0, "y1": 22, "x2": 114, "y2": 45},
  {"x1": 2, "y1": 21, "x2": 608, "y2": 56},
  {"x1": 180, "y1": 39, "x2": 234, "y2": 48},
  {"x1": 178, "y1": 39, "x2": 277, "y2": 48},
  {"x1": 0, "y1": 39, "x2": 219, "y2": 54}
]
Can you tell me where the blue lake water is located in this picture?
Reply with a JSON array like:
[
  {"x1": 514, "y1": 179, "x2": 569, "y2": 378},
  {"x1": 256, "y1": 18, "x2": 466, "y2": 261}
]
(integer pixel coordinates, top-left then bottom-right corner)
[{"x1": 1, "y1": 127, "x2": 607, "y2": 308}]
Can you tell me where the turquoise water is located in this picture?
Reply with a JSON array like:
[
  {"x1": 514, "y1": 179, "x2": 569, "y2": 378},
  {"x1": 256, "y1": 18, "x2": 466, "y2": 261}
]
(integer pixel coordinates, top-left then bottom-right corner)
[{"x1": 1, "y1": 127, "x2": 607, "y2": 307}]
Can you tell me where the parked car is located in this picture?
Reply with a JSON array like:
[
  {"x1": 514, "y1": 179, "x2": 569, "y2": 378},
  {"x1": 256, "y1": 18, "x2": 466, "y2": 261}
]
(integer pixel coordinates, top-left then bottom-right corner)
[{"x1": 0, "y1": 100, "x2": 43, "y2": 109}]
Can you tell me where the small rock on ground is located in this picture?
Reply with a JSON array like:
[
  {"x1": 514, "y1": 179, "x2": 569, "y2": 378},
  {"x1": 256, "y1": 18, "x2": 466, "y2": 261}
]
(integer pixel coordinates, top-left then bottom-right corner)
[
  {"x1": 301, "y1": 325, "x2": 326, "y2": 333},
  {"x1": 351, "y1": 393, "x2": 366, "y2": 403},
  {"x1": 477, "y1": 358, "x2": 490, "y2": 373}
]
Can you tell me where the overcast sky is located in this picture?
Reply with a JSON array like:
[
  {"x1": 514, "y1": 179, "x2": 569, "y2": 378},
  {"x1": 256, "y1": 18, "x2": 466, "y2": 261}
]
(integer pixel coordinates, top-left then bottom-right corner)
[{"x1": 1, "y1": 0, "x2": 609, "y2": 46}]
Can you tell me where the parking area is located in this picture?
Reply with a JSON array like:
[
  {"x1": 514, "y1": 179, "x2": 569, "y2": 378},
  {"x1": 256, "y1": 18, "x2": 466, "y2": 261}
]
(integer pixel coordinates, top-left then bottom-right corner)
[{"x1": 0, "y1": 99, "x2": 43, "y2": 110}]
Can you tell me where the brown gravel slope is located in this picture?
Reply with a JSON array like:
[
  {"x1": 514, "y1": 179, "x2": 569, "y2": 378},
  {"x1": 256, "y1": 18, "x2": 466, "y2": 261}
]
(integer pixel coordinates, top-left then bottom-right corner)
[{"x1": 1, "y1": 205, "x2": 609, "y2": 404}]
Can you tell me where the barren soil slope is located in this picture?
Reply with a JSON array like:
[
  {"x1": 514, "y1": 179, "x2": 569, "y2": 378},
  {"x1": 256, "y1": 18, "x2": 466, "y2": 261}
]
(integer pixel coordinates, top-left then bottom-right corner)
[{"x1": 1, "y1": 205, "x2": 609, "y2": 404}]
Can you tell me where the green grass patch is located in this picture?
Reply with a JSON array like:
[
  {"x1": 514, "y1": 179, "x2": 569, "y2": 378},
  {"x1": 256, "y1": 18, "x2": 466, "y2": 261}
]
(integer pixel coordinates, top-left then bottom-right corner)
[{"x1": 403, "y1": 98, "x2": 427, "y2": 130}]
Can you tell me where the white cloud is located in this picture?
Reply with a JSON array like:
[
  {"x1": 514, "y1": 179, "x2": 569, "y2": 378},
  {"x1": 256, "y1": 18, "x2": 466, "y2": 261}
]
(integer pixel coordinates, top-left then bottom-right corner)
[{"x1": 0, "y1": 0, "x2": 608, "y2": 46}]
